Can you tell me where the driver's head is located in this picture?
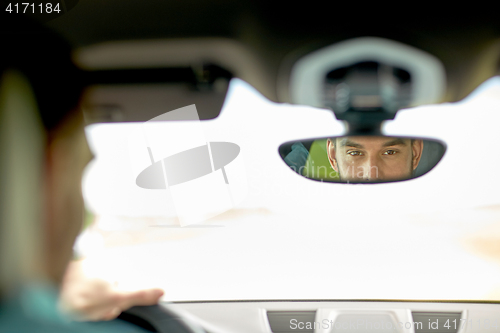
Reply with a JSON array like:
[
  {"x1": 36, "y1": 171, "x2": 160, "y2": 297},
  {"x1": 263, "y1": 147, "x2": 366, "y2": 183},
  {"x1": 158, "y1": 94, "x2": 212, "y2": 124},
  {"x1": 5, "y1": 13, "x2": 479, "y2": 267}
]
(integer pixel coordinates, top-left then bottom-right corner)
[
  {"x1": 0, "y1": 14, "x2": 89, "y2": 297},
  {"x1": 326, "y1": 136, "x2": 423, "y2": 182}
]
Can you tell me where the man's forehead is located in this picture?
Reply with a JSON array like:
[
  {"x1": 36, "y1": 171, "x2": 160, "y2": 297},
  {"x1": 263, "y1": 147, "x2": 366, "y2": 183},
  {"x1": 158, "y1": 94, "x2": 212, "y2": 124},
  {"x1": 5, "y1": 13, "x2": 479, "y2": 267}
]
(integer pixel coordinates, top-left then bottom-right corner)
[{"x1": 337, "y1": 136, "x2": 410, "y2": 148}]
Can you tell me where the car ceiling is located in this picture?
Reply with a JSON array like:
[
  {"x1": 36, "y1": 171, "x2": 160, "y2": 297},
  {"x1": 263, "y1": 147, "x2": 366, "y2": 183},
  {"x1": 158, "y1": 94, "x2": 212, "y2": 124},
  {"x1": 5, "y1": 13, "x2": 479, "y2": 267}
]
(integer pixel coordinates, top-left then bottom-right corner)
[{"x1": 45, "y1": 1, "x2": 500, "y2": 106}]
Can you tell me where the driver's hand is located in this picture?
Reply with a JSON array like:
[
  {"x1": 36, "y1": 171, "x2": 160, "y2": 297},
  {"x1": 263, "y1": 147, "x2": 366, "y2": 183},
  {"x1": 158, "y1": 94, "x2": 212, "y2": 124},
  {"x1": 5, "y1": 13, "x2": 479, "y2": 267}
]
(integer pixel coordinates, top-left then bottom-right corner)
[{"x1": 59, "y1": 260, "x2": 164, "y2": 321}]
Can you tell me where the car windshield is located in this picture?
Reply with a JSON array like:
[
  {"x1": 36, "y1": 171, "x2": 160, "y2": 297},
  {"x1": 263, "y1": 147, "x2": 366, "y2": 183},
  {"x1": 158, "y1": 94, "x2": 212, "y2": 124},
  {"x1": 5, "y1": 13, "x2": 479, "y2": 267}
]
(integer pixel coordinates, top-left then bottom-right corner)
[{"x1": 79, "y1": 76, "x2": 500, "y2": 302}]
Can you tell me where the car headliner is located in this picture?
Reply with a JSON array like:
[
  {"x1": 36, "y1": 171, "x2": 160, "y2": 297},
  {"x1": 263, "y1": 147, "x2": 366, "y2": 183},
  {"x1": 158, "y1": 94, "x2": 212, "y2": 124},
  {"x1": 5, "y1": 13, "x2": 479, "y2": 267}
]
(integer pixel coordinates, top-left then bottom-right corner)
[{"x1": 44, "y1": 2, "x2": 500, "y2": 108}]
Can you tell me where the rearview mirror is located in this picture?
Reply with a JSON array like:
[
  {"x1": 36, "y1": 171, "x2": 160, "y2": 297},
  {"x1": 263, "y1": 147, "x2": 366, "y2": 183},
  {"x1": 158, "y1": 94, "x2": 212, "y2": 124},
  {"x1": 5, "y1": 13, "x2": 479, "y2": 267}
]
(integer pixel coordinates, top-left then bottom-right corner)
[{"x1": 279, "y1": 136, "x2": 445, "y2": 183}]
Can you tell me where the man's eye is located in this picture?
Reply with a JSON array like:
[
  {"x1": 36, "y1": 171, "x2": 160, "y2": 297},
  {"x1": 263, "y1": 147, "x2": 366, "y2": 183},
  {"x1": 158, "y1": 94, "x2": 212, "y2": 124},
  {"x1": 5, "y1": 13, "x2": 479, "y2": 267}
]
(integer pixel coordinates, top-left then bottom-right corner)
[
  {"x1": 383, "y1": 150, "x2": 397, "y2": 155},
  {"x1": 347, "y1": 150, "x2": 363, "y2": 156}
]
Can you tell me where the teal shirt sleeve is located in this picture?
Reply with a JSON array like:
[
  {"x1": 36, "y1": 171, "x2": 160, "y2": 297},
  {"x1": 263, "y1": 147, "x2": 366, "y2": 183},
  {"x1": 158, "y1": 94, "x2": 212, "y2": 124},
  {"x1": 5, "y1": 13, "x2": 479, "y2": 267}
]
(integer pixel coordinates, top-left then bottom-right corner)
[
  {"x1": 283, "y1": 142, "x2": 309, "y2": 175},
  {"x1": 0, "y1": 283, "x2": 147, "y2": 333}
]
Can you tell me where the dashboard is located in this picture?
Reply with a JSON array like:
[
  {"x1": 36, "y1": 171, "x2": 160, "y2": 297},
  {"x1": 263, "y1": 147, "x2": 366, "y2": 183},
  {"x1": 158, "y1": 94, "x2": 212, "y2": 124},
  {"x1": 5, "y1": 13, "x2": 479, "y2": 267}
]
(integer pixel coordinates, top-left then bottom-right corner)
[{"x1": 122, "y1": 300, "x2": 500, "y2": 333}]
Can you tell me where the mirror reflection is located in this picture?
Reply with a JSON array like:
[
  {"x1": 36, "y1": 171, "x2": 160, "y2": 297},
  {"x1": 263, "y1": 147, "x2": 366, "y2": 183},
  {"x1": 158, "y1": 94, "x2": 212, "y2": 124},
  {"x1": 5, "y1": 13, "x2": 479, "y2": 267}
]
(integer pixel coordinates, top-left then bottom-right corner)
[{"x1": 280, "y1": 136, "x2": 445, "y2": 183}]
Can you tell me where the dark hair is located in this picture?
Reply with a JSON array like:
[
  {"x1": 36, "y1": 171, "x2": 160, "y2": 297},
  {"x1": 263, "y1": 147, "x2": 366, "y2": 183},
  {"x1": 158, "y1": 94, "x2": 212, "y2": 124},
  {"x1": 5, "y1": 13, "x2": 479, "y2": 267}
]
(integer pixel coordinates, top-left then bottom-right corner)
[{"x1": 0, "y1": 13, "x2": 84, "y2": 133}]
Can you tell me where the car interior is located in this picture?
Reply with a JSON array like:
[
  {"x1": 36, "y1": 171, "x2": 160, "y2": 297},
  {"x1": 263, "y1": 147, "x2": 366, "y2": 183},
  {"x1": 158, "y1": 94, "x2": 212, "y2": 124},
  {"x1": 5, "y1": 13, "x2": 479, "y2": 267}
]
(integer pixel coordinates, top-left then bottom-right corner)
[{"x1": 5, "y1": 2, "x2": 500, "y2": 332}]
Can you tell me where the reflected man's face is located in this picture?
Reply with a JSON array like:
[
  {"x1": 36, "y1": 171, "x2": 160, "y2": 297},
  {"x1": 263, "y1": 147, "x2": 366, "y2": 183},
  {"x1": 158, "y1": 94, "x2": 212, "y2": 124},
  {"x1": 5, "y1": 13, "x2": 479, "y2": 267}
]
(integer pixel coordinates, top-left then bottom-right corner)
[{"x1": 326, "y1": 137, "x2": 423, "y2": 182}]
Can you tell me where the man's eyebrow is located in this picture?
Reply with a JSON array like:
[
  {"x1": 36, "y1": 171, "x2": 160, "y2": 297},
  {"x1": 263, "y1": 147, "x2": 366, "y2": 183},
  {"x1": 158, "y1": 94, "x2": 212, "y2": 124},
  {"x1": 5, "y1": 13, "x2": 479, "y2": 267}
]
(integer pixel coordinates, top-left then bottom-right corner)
[
  {"x1": 382, "y1": 138, "x2": 407, "y2": 147},
  {"x1": 339, "y1": 139, "x2": 363, "y2": 148}
]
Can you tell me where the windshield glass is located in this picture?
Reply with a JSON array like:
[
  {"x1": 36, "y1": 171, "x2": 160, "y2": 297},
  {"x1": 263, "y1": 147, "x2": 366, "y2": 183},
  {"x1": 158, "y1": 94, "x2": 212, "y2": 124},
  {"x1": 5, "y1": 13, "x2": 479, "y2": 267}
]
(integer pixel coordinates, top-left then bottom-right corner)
[{"x1": 79, "y1": 77, "x2": 500, "y2": 302}]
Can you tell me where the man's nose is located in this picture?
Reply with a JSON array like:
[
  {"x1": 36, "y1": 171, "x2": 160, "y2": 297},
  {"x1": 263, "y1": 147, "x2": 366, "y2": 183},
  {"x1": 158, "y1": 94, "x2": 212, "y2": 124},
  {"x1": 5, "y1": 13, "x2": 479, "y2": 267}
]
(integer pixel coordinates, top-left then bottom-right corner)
[{"x1": 362, "y1": 156, "x2": 381, "y2": 180}]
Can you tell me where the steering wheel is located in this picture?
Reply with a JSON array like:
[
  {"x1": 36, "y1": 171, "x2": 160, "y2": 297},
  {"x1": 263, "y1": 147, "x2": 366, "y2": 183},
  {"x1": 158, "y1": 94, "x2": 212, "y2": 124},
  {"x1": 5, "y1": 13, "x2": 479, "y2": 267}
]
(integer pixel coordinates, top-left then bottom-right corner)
[{"x1": 118, "y1": 305, "x2": 207, "y2": 333}]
